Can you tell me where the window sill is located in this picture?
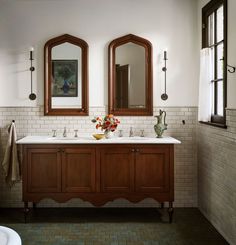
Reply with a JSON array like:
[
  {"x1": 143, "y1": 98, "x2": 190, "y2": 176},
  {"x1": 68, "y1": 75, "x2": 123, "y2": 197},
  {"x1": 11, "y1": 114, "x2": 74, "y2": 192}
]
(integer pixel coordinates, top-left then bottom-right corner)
[{"x1": 199, "y1": 121, "x2": 227, "y2": 129}]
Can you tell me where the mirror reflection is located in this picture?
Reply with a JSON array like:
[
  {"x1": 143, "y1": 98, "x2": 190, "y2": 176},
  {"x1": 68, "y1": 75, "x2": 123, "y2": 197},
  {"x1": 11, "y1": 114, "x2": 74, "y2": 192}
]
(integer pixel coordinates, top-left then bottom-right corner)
[
  {"x1": 115, "y1": 42, "x2": 146, "y2": 109},
  {"x1": 51, "y1": 42, "x2": 82, "y2": 109}
]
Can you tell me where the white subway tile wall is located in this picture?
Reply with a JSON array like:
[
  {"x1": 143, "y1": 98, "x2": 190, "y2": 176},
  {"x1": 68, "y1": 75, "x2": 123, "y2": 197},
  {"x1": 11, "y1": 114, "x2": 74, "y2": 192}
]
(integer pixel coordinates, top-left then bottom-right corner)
[
  {"x1": 0, "y1": 106, "x2": 197, "y2": 208},
  {"x1": 1, "y1": 106, "x2": 235, "y2": 244},
  {"x1": 198, "y1": 109, "x2": 236, "y2": 245}
]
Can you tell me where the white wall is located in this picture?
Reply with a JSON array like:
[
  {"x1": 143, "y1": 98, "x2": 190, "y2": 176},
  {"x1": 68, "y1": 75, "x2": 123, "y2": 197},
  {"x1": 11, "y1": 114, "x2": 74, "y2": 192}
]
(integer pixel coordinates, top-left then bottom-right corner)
[
  {"x1": 197, "y1": 0, "x2": 236, "y2": 109},
  {"x1": 0, "y1": 0, "x2": 198, "y2": 107}
]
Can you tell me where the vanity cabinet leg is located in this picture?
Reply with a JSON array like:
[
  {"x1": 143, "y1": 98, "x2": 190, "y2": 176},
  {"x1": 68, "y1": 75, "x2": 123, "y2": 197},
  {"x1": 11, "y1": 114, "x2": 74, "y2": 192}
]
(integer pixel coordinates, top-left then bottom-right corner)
[
  {"x1": 33, "y1": 202, "x2": 36, "y2": 209},
  {"x1": 168, "y1": 202, "x2": 173, "y2": 223},
  {"x1": 24, "y1": 202, "x2": 29, "y2": 223},
  {"x1": 160, "y1": 202, "x2": 164, "y2": 209}
]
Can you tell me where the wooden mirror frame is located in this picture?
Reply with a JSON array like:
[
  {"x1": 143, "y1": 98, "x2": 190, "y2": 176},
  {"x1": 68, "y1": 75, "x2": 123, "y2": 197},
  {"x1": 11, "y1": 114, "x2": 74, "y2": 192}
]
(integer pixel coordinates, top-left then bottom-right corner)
[
  {"x1": 108, "y1": 34, "x2": 153, "y2": 116},
  {"x1": 44, "y1": 34, "x2": 88, "y2": 116}
]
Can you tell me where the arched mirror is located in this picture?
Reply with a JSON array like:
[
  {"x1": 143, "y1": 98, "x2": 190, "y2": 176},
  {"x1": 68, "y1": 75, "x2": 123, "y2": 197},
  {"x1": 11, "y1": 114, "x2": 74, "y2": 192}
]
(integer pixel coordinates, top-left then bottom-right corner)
[
  {"x1": 108, "y1": 34, "x2": 153, "y2": 116},
  {"x1": 44, "y1": 34, "x2": 88, "y2": 116}
]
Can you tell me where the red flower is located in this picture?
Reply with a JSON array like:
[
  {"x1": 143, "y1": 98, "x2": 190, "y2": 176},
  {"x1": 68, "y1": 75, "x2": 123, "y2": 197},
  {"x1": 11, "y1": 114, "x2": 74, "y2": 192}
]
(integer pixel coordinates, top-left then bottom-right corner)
[{"x1": 92, "y1": 114, "x2": 120, "y2": 132}]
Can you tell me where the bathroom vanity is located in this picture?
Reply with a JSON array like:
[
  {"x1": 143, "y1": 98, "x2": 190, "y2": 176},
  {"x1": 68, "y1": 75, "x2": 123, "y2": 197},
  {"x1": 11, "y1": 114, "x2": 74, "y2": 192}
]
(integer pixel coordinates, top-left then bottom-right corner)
[{"x1": 17, "y1": 136, "x2": 180, "y2": 223}]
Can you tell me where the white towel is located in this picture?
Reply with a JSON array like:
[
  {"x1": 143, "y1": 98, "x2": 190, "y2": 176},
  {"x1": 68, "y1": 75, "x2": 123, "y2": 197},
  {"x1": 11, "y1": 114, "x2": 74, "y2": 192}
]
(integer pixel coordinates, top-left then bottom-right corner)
[{"x1": 1, "y1": 122, "x2": 21, "y2": 186}]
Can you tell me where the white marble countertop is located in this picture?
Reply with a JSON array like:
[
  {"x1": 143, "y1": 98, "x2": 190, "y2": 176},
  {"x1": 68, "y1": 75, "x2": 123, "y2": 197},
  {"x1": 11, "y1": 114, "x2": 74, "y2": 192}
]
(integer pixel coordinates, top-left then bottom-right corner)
[{"x1": 16, "y1": 135, "x2": 181, "y2": 144}]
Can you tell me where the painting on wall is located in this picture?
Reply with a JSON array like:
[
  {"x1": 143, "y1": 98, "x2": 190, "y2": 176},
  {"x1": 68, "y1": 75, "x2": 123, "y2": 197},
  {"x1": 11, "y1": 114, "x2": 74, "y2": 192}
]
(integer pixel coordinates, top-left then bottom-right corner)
[{"x1": 52, "y1": 60, "x2": 78, "y2": 97}]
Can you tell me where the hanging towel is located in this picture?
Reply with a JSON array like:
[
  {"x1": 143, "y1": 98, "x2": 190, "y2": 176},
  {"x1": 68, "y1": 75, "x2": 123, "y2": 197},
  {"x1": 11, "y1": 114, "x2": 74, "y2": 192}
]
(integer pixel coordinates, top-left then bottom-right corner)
[{"x1": 1, "y1": 122, "x2": 21, "y2": 187}]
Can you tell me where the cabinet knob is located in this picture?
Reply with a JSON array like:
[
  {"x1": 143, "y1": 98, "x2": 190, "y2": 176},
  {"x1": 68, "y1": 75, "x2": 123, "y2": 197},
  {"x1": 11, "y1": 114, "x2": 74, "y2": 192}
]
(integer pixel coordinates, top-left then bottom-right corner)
[
  {"x1": 61, "y1": 149, "x2": 65, "y2": 153},
  {"x1": 131, "y1": 149, "x2": 135, "y2": 152},
  {"x1": 57, "y1": 150, "x2": 61, "y2": 153}
]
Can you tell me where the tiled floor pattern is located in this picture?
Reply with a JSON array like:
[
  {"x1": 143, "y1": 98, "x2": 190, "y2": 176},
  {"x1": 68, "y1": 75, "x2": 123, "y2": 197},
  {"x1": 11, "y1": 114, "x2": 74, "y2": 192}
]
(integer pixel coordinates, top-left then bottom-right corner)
[{"x1": 0, "y1": 208, "x2": 229, "y2": 245}]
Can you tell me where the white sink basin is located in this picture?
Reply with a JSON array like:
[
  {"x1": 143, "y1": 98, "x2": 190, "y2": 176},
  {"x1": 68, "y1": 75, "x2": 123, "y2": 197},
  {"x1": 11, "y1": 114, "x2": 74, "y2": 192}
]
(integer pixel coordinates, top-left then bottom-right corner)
[
  {"x1": 116, "y1": 137, "x2": 153, "y2": 140},
  {"x1": 48, "y1": 137, "x2": 94, "y2": 141},
  {"x1": 48, "y1": 137, "x2": 79, "y2": 140}
]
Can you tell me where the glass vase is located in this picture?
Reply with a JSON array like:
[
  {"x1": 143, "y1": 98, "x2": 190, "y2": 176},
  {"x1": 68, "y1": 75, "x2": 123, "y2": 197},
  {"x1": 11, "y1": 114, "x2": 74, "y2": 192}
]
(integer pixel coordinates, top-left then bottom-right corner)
[{"x1": 104, "y1": 130, "x2": 113, "y2": 139}]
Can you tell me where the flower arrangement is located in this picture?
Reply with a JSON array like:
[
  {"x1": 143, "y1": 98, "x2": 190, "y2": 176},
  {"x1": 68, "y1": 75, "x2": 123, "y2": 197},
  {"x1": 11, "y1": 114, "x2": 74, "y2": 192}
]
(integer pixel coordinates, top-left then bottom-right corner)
[{"x1": 91, "y1": 114, "x2": 120, "y2": 133}]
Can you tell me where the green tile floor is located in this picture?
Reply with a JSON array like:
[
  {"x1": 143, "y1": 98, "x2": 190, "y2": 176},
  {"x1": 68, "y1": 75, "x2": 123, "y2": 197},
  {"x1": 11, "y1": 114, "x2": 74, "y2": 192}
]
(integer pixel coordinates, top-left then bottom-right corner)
[{"x1": 0, "y1": 208, "x2": 229, "y2": 245}]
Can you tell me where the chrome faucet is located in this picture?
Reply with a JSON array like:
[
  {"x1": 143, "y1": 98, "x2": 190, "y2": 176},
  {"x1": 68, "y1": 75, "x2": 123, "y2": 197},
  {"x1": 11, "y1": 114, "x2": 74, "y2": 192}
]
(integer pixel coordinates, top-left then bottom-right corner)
[
  {"x1": 140, "y1": 129, "x2": 145, "y2": 137},
  {"x1": 74, "y1": 130, "x2": 78, "y2": 138},
  {"x1": 63, "y1": 127, "x2": 67, "y2": 137},
  {"x1": 118, "y1": 130, "x2": 123, "y2": 137},
  {"x1": 52, "y1": 129, "x2": 57, "y2": 137},
  {"x1": 129, "y1": 127, "x2": 134, "y2": 137}
]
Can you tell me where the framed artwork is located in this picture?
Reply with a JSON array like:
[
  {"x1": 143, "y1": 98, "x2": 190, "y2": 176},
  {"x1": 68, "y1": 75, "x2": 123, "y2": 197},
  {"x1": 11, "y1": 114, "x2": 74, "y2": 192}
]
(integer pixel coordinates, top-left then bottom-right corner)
[{"x1": 52, "y1": 60, "x2": 78, "y2": 97}]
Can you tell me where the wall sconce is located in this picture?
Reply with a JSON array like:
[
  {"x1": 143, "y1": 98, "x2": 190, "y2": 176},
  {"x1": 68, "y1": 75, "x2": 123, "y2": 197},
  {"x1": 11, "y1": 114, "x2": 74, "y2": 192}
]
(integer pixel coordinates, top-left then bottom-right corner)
[
  {"x1": 161, "y1": 50, "x2": 168, "y2": 100},
  {"x1": 29, "y1": 47, "x2": 36, "y2": 100}
]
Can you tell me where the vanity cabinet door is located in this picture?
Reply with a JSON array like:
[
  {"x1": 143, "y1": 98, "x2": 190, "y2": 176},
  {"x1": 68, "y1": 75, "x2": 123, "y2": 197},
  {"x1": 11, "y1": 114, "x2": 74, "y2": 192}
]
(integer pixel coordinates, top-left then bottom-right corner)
[
  {"x1": 135, "y1": 146, "x2": 171, "y2": 193},
  {"x1": 27, "y1": 148, "x2": 61, "y2": 193},
  {"x1": 62, "y1": 148, "x2": 96, "y2": 192},
  {"x1": 100, "y1": 147, "x2": 134, "y2": 192}
]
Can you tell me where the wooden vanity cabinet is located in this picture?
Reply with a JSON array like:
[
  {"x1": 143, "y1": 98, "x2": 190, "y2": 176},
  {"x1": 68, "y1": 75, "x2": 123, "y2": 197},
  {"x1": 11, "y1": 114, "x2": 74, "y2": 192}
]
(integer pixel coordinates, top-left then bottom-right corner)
[
  {"x1": 135, "y1": 146, "x2": 171, "y2": 193},
  {"x1": 99, "y1": 146, "x2": 172, "y2": 195},
  {"x1": 100, "y1": 147, "x2": 135, "y2": 193},
  {"x1": 26, "y1": 148, "x2": 61, "y2": 193},
  {"x1": 24, "y1": 145, "x2": 96, "y2": 195},
  {"x1": 62, "y1": 148, "x2": 96, "y2": 193},
  {"x1": 22, "y1": 144, "x2": 174, "y2": 222}
]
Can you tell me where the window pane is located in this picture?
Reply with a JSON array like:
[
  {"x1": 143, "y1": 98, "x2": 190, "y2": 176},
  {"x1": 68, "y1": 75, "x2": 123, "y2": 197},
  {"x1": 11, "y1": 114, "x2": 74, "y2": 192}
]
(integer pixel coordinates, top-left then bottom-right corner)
[
  {"x1": 217, "y1": 81, "x2": 224, "y2": 116},
  {"x1": 212, "y1": 82, "x2": 215, "y2": 115},
  {"x1": 208, "y1": 13, "x2": 215, "y2": 46},
  {"x1": 217, "y1": 43, "x2": 224, "y2": 79},
  {"x1": 210, "y1": 47, "x2": 215, "y2": 79},
  {"x1": 217, "y1": 5, "x2": 224, "y2": 42}
]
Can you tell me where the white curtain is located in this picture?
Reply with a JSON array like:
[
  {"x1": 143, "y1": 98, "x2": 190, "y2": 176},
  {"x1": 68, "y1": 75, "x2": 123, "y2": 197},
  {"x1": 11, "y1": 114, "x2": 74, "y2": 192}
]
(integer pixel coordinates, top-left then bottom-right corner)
[{"x1": 198, "y1": 48, "x2": 213, "y2": 122}]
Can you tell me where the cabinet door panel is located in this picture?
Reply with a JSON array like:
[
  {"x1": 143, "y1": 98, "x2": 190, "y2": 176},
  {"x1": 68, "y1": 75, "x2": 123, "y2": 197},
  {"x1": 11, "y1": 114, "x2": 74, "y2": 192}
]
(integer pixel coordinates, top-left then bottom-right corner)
[
  {"x1": 100, "y1": 147, "x2": 134, "y2": 192},
  {"x1": 135, "y1": 147, "x2": 170, "y2": 192},
  {"x1": 27, "y1": 148, "x2": 61, "y2": 193},
  {"x1": 62, "y1": 148, "x2": 96, "y2": 192}
]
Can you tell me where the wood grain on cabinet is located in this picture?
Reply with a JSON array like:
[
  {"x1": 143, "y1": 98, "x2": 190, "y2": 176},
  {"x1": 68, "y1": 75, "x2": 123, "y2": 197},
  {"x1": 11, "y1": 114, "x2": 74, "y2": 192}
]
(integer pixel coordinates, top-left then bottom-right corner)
[
  {"x1": 100, "y1": 147, "x2": 134, "y2": 192},
  {"x1": 135, "y1": 146, "x2": 170, "y2": 193},
  {"x1": 27, "y1": 148, "x2": 61, "y2": 193},
  {"x1": 62, "y1": 148, "x2": 96, "y2": 193}
]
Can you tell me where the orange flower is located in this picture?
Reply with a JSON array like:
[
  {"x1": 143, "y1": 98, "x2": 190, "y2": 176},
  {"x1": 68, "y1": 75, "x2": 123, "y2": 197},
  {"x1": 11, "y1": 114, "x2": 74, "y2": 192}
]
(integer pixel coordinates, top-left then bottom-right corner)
[{"x1": 92, "y1": 114, "x2": 120, "y2": 132}]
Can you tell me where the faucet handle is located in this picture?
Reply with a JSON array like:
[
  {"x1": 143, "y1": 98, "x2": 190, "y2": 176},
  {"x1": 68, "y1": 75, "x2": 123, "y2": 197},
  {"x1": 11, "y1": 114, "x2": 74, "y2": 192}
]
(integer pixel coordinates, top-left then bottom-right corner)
[
  {"x1": 118, "y1": 130, "x2": 123, "y2": 137},
  {"x1": 52, "y1": 129, "x2": 57, "y2": 137},
  {"x1": 140, "y1": 129, "x2": 145, "y2": 137},
  {"x1": 63, "y1": 127, "x2": 67, "y2": 137},
  {"x1": 74, "y1": 130, "x2": 78, "y2": 138},
  {"x1": 129, "y1": 127, "x2": 134, "y2": 137}
]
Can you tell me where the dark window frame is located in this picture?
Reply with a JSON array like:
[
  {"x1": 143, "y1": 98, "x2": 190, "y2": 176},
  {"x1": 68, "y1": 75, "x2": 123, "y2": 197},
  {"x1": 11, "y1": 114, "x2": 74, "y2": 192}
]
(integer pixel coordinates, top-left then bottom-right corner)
[{"x1": 202, "y1": 0, "x2": 227, "y2": 126}]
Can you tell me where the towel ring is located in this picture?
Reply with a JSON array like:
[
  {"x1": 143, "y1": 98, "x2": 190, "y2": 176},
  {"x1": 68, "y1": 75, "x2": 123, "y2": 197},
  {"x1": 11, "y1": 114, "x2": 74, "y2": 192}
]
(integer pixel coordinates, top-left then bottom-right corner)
[{"x1": 227, "y1": 64, "x2": 236, "y2": 73}]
